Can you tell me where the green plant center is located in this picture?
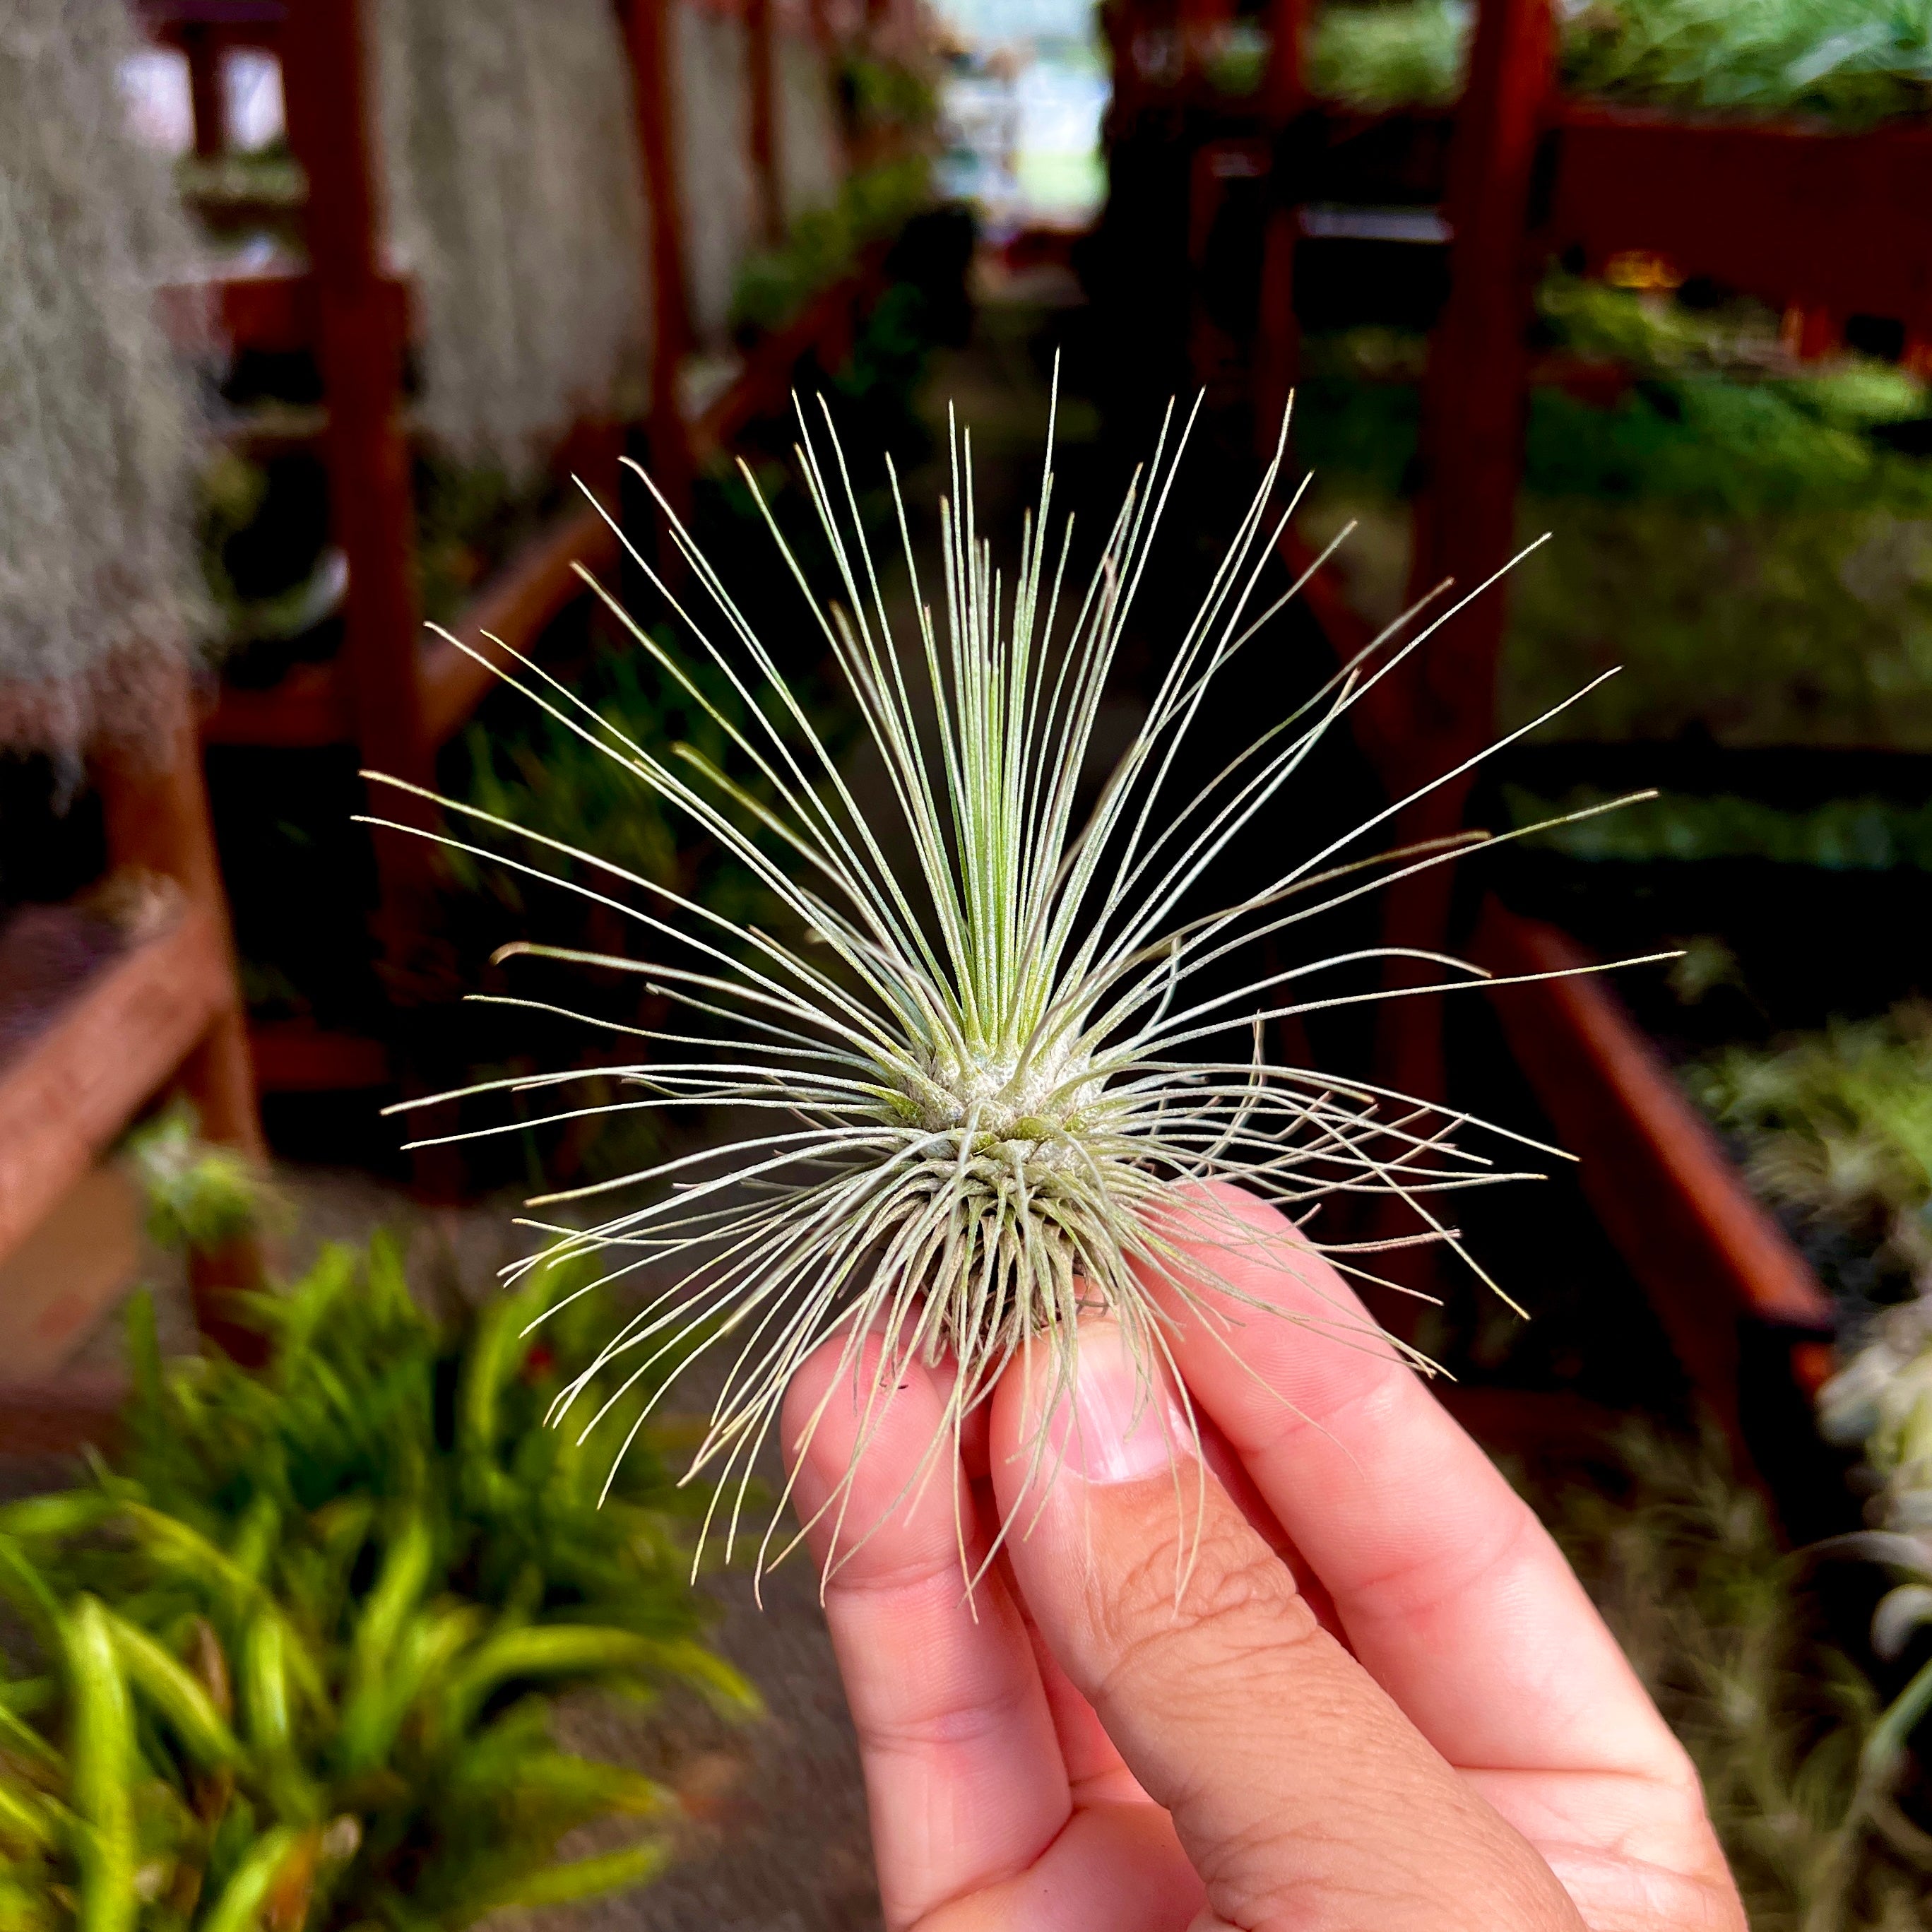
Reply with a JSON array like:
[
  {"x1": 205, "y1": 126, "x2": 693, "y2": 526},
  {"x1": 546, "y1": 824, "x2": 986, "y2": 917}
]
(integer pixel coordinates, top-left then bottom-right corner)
[{"x1": 911, "y1": 1043, "x2": 1094, "y2": 1154}]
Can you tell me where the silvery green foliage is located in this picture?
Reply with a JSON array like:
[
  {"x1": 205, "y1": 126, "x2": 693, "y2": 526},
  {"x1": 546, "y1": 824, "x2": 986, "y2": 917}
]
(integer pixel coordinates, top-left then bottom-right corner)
[
  {"x1": 672, "y1": 2, "x2": 759, "y2": 346},
  {"x1": 374, "y1": 0, "x2": 651, "y2": 486},
  {"x1": 0, "y1": 0, "x2": 205, "y2": 754},
  {"x1": 1820, "y1": 1300, "x2": 1932, "y2": 1653},
  {"x1": 1811, "y1": 1300, "x2": 1932, "y2": 1904},
  {"x1": 776, "y1": 37, "x2": 847, "y2": 228},
  {"x1": 368, "y1": 396, "x2": 1628, "y2": 1579}
]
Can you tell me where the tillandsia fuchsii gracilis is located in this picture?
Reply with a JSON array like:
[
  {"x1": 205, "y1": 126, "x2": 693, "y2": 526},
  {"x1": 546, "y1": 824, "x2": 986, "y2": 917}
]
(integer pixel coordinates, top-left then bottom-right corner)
[{"x1": 360, "y1": 376, "x2": 1664, "y2": 1590}]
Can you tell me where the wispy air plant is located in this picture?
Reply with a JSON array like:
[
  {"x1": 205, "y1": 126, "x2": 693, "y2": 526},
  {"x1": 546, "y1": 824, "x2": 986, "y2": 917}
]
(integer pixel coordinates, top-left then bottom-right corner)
[{"x1": 360, "y1": 384, "x2": 1648, "y2": 1582}]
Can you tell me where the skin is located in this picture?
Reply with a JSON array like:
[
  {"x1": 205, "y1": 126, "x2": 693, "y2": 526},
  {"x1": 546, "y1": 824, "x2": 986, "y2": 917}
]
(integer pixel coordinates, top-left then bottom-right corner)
[{"x1": 780, "y1": 1182, "x2": 1748, "y2": 1932}]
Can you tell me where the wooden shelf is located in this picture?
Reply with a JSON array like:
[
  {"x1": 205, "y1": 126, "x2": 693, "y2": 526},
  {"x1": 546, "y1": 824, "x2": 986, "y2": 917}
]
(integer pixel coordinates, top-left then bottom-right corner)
[
  {"x1": 203, "y1": 660, "x2": 350, "y2": 749},
  {"x1": 0, "y1": 1373, "x2": 126, "y2": 1457},
  {"x1": 693, "y1": 255, "x2": 887, "y2": 455},
  {"x1": 158, "y1": 269, "x2": 410, "y2": 360},
  {"x1": 247, "y1": 1019, "x2": 392, "y2": 1092},
  {"x1": 1274, "y1": 514, "x2": 1836, "y2": 1431},
  {"x1": 420, "y1": 499, "x2": 623, "y2": 744},
  {"x1": 138, "y1": 1, "x2": 284, "y2": 27},
  {"x1": 206, "y1": 259, "x2": 887, "y2": 754},
  {"x1": 1548, "y1": 106, "x2": 1932, "y2": 333},
  {"x1": 0, "y1": 903, "x2": 232, "y2": 1262},
  {"x1": 203, "y1": 495, "x2": 623, "y2": 749}
]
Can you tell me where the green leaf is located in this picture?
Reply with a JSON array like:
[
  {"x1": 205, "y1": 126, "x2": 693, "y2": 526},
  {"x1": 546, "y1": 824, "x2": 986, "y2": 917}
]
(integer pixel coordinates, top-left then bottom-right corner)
[
  {"x1": 61, "y1": 1599, "x2": 138, "y2": 1932},
  {"x1": 196, "y1": 1825, "x2": 302, "y2": 1932},
  {"x1": 102, "y1": 1613, "x2": 242, "y2": 1772}
]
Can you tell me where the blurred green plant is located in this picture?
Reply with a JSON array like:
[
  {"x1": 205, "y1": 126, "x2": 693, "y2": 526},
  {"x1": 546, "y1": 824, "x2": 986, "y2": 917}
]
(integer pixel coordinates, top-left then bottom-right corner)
[
  {"x1": 841, "y1": 51, "x2": 940, "y2": 141},
  {"x1": 1308, "y1": 0, "x2": 1469, "y2": 108},
  {"x1": 1296, "y1": 282, "x2": 1932, "y2": 746},
  {"x1": 1563, "y1": 0, "x2": 1932, "y2": 126},
  {"x1": 1551, "y1": 1424, "x2": 1900, "y2": 1929},
  {"x1": 731, "y1": 158, "x2": 932, "y2": 338},
  {"x1": 0, "y1": 1240, "x2": 754, "y2": 1932},
  {"x1": 1308, "y1": 0, "x2": 1932, "y2": 122},
  {"x1": 446, "y1": 625, "x2": 779, "y2": 938},
  {"x1": 1202, "y1": 21, "x2": 1272, "y2": 93},
  {"x1": 1685, "y1": 1004, "x2": 1932, "y2": 1288},
  {"x1": 1503, "y1": 786, "x2": 1932, "y2": 870},
  {"x1": 121, "y1": 1106, "x2": 268, "y2": 1256},
  {"x1": 1801, "y1": 1300, "x2": 1932, "y2": 1925},
  {"x1": 413, "y1": 458, "x2": 537, "y2": 631}
]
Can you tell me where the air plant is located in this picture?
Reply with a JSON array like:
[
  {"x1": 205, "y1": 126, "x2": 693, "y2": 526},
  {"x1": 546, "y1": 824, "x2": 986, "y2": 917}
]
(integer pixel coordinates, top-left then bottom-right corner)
[
  {"x1": 375, "y1": 0, "x2": 651, "y2": 485},
  {"x1": 0, "y1": 0, "x2": 207, "y2": 757},
  {"x1": 360, "y1": 386, "x2": 1649, "y2": 1580}
]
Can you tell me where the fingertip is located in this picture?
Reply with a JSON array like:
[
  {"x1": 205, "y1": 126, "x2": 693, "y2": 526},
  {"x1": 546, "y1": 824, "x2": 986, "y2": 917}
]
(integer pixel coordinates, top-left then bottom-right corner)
[
  {"x1": 781, "y1": 1330, "x2": 976, "y2": 1579},
  {"x1": 987, "y1": 1318, "x2": 1196, "y2": 1538}
]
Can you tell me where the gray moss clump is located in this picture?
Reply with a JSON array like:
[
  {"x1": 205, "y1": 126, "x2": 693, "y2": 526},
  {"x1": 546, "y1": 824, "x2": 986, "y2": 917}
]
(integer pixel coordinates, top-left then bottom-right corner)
[
  {"x1": 0, "y1": 0, "x2": 207, "y2": 757},
  {"x1": 375, "y1": 0, "x2": 651, "y2": 486}
]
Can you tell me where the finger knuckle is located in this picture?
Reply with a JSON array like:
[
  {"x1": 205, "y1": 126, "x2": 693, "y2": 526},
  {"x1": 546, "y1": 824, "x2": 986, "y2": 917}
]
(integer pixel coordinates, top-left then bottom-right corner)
[{"x1": 1098, "y1": 1513, "x2": 1315, "y2": 1693}]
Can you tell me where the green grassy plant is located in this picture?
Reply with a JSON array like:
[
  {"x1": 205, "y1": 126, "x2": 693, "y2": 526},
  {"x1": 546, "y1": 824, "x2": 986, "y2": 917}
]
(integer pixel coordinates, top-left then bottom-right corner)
[
  {"x1": 1550, "y1": 1425, "x2": 1928, "y2": 1931},
  {"x1": 121, "y1": 1107, "x2": 270, "y2": 1257},
  {"x1": 1685, "y1": 1007, "x2": 1932, "y2": 1291},
  {"x1": 1504, "y1": 786, "x2": 1932, "y2": 870},
  {"x1": 731, "y1": 158, "x2": 932, "y2": 338},
  {"x1": 841, "y1": 50, "x2": 940, "y2": 144},
  {"x1": 0, "y1": 1241, "x2": 753, "y2": 1932},
  {"x1": 1308, "y1": 0, "x2": 1470, "y2": 109},
  {"x1": 1308, "y1": 0, "x2": 1932, "y2": 123}
]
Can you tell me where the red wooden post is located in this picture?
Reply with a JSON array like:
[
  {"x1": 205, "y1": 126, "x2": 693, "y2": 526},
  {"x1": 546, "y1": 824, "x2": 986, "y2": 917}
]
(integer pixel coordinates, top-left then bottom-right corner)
[
  {"x1": 95, "y1": 665, "x2": 268, "y2": 1358},
  {"x1": 1370, "y1": 0, "x2": 1554, "y2": 1121},
  {"x1": 748, "y1": 0, "x2": 783, "y2": 245},
  {"x1": 620, "y1": 0, "x2": 698, "y2": 518},
  {"x1": 1178, "y1": 0, "x2": 1221, "y2": 87},
  {"x1": 1262, "y1": 0, "x2": 1306, "y2": 121},
  {"x1": 1253, "y1": 205, "x2": 1299, "y2": 456},
  {"x1": 1252, "y1": 0, "x2": 1308, "y2": 455},
  {"x1": 1404, "y1": 0, "x2": 1553, "y2": 764},
  {"x1": 182, "y1": 23, "x2": 228, "y2": 158},
  {"x1": 279, "y1": 0, "x2": 437, "y2": 930}
]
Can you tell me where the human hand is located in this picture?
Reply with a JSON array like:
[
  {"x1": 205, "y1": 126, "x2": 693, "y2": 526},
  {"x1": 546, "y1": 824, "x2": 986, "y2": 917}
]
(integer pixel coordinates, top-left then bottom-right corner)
[{"x1": 781, "y1": 1183, "x2": 1747, "y2": 1932}]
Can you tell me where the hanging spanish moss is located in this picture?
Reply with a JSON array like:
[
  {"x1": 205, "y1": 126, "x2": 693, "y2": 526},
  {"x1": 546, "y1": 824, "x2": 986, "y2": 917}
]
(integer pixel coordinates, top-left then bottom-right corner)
[
  {"x1": 776, "y1": 35, "x2": 848, "y2": 227},
  {"x1": 674, "y1": 1, "x2": 761, "y2": 346},
  {"x1": 375, "y1": 0, "x2": 651, "y2": 486},
  {"x1": 0, "y1": 0, "x2": 206, "y2": 759}
]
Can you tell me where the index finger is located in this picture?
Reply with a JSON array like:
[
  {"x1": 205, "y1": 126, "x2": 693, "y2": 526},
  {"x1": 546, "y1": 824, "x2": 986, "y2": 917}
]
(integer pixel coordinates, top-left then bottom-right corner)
[
  {"x1": 1144, "y1": 1183, "x2": 1683, "y2": 1786},
  {"x1": 781, "y1": 1336, "x2": 1069, "y2": 1928}
]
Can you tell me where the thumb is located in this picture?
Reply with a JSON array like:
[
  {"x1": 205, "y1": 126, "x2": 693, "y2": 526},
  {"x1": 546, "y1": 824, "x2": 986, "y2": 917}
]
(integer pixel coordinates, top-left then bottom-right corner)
[{"x1": 987, "y1": 1320, "x2": 1582, "y2": 1932}]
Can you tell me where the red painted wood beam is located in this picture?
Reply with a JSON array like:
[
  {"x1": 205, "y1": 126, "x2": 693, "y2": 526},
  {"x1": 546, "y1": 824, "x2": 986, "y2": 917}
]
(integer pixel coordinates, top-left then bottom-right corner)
[
  {"x1": 420, "y1": 502, "x2": 624, "y2": 746},
  {"x1": 1369, "y1": 0, "x2": 1554, "y2": 1128},
  {"x1": 1263, "y1": 0, "x2": 1308, "y2": 119},
  {"x1": 1474, "y1": 899, "x2": 1830, "y2": 1440},
  {"x1": 281, "y1": 0, "x2": 436, "y2": 942},
  {"x1": 0, "y1": 909, "x2": 229, "y2": 1264},
  {"x1": 620, "y1": 0, "x2": 698, "y2": 516},
  {"x1": 1549, "y1": 109, "x2": 1932, "y2": 336},
  {"x1": 747, "y1": 0, "x2": 783, "y2": 246}
]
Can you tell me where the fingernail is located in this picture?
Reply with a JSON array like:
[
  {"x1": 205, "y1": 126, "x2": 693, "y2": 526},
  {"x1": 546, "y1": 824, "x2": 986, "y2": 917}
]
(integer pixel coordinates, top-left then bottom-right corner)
[{"x1": 1048, "y1": 1322, "x2": 1189, "y2": 1485}]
